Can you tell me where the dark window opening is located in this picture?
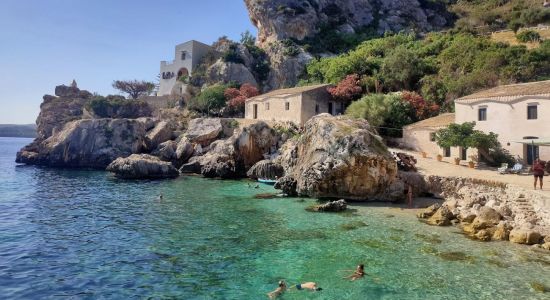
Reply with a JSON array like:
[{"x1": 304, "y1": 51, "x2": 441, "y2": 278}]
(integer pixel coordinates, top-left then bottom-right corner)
[
  {"x1": 527, "y1": 105, "x2": 538, "y2": 120},
  {"x1": 478, "y1": 108, "x2": 487, "y2": 121},
  {"x1": 444, "y1": 147, "x2": 451, "y2": 157},
  {"x1": 315, "y1": 104, "x2": 319, "y2": 114},
  {"x1": 181, "y1": 51, "x2": 187, "y2": 60},
  {"x1": 285, "y1": 102, "x2": 290, "y2": 110},
  {"x1": 430, "y1": 132, "x2": 436, "y2": 142}
]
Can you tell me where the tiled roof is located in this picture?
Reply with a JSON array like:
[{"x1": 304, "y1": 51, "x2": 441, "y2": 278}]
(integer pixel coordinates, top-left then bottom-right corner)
[
  {"x1": 404, "y1": 113, "x2": 455, "y2": 130},
  {"x1": 246, "y1": 84, "x2": 331, "y2": 102},
  {"x1": 455, "y1": 80, "x2": 550, "y2": 103}
]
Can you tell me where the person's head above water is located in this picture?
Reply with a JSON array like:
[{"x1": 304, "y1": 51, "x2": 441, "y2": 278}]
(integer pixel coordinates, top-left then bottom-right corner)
[
  {"x1": 358, "y1": 264, "x2": 364, "y2": 270},
  {"x1": 278, "y1": 280, "x2": 286, "y2": 288}
]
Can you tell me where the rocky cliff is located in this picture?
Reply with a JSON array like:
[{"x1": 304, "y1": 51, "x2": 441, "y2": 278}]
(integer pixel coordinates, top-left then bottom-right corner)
[
  {"x1": 246, "y1": 0, "x2": 451, "y2": 45},
  {"x1": 275, "y1": 114, "x2": 398, "y2": 200}
]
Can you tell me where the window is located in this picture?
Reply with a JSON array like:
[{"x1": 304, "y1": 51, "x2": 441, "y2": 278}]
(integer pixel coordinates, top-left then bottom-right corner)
[
  {"x1": 181, "y1": 51, "x2": 187, "y2": 60},
  {"x1": 315, "y1": 104, "x2": 319, "y2": 114},
  {"x1": 527, "y1": 105, "x2": 538, "y2": 120},
  {"x1": 430, "y1": 132, "x2": 436, "y2": 142},
  {"x1": 265, "y1": 102, "x2": 270, "y2": 110},
  {"x1": 444, "y1": 147, "x2": 451, "y2": 157},
  {"x1": 478, "y1": 107, "x2": 487, "y2": 121},
  {"x1": 285, "y1": 102, "x2": 290, "y2": 110}
]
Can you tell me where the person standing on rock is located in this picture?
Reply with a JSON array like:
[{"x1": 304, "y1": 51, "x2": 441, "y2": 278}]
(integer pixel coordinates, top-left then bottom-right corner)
[{"x1": 533, "y1": 158, "x2": 545, "y2": 190}]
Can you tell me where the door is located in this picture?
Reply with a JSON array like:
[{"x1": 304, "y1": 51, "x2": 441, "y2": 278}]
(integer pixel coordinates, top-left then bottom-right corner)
[
  {"x1": 444, "y1": 147, "x2": 451, "y2": 157},
  {"x1": 526, "y1": 144, "x2": 539, "y2": 165},
  {"x1": 253, "y1": 104, "x2": 258, "y2": 119},
  {"x1": 461, "y1": 147, "x2": 467, "y2": 160}
]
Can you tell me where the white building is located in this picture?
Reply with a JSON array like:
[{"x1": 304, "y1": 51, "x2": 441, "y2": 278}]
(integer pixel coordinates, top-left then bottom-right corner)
[
  {"x1": 455, "y1": 80, "x2": 550, "y2": 164},
  {"x1": 158, "y1": 40, "x2": 212, "y2": 96}
]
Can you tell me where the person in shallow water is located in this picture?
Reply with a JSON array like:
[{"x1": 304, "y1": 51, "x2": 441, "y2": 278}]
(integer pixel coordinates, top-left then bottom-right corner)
[
  {"x1": 343, "y1": 264, "x2": 365, "y2": 281},
  {"x1": 267, "y1": 280, "x2": 286, "y2": 299},
  {"x1": 288, "y1": 281, "x2": 323, "y2": 291}
]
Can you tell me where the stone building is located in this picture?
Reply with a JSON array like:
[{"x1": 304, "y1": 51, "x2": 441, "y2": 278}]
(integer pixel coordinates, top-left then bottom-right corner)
[
  {"x1": 402, "y1": 113, "x2": 455, "y2": 157},
  {"x1": 455, "y1": 80, "x2": 550, "y2": 164},
  {"x1": 404, "y1": 80, "x2": 550, "y2": 164},
  {"x1": 158, "y1": 40, "x2": 212, "y2": 96},
  {"x1": 244, "y1": 84, "x2": 338, "y2": 125}
]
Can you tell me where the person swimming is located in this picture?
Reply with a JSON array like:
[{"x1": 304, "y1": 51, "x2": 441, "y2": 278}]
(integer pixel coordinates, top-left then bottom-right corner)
[
  {"x1": 343, "y1": 264, "x2": 365, "y2": 281},
  {"x1": 267, "y1": 280, "x2": 286, "y2": 299},
  {"x1": 289, "y1": 282, "x2": 322, "y2": 291}
]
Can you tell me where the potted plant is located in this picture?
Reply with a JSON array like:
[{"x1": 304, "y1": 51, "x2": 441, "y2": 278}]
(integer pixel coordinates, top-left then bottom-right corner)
[
  {"x1": 421, "y1": 151, "x2": 427, "y2": 158},
  {"x1": 436, "y1": 154, "x2": 443, "y2": 162},
  {"x1": 468, "y1": 155, "x2": 477, "y2": 169},
  {"x1": 454, "y1": 157, "x2": 461, "y2": 165}
]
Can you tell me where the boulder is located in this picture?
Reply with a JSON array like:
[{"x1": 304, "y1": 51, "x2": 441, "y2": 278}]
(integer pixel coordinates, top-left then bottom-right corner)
[
  {"x1": 184, "y1": 118, "x2": 223, "y2": 146},
  {"x1": 274, "y1": 176, "x2": 298, "y2": 196},
  {"x1": 182, "y1": 121, "x2": 278, "y2": 178},
  {"x1": 107, "y1": 154, "x2": 179, "y2": 179},
  {"x1": 175, "y1": 138, "x2": 194, "y2": 164},
  {"x1": 55, "y1": 84, "x2": 81, "y2": 98},
  {"x1": 152, "y1": 140, "x2": 177, "y2": 162},
  {"x1": 206, "y1": 61, "x2": 258, "y2": 87},
  {"x1": 274, "y1": 115, "x2": 397, "y2": 200},
  {"x1": 312, "y1": 199, "x2": 348, "y2": 212},
  {"x1": 145, "y1": 121, "x2": 173, "y2": 151},
  {"x1": 16, "y1": 118, "x2": 150, "y2": 168},
  {"x1": 470, "y1": 207, "x2": 501, "y2": 230},
  {"x1": 417, "y1": 203, "x2": 440, "y2": 219},
  {"x1": 509, "y1": 228, "x2": 542, "y2": 245},
  {"x1": 492, "y1": 222, "x2": 512, "y2": 241},
  {"x1": 427, "y1": 206, "x2": 454, "y2": 226},
  {"x1": 247, "y1": 160, "x2": 284, "y2": 180}
]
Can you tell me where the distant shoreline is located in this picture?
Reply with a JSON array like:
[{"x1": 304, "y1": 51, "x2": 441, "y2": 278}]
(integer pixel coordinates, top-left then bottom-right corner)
[{"x1": 0, "y1": 124, "x2": 37, "y2": 138}]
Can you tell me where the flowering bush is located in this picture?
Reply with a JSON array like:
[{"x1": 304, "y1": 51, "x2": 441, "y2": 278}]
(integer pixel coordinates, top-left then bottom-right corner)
[
  {"x1": 400, "y1": 91, "x2": 439, "y2": 119},
  {"x1": 224, "y1": 83, "x2": 260, "y2": 113},
  {"x1": 327, "y1": 74, "x2": 363, "y2": 102}
]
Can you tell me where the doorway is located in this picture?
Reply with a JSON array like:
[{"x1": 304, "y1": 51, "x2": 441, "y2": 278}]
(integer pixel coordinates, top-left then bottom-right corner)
[
  {"x1": 526, "y1": 144, "x2": 539, "y2": 165},
  {"x1": 460, "y1": 147, "x2": 467, "y2": 160},
  {"x1": 444, "y1": 147, "x2": 451, "y2": 157},
  {"x1": 253, "y1": 104, "x2": 258, "y2": 119},
  {"x1": 328, "y1": 102, "x2": 333, "y2": 115}
]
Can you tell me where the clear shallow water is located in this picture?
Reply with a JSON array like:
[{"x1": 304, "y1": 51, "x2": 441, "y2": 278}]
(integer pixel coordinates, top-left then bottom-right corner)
[{"x1": 0, "y1": 137, "x2": 549, "y2": 299}]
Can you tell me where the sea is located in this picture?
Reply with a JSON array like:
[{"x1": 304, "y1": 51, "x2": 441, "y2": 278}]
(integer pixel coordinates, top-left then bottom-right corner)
[{"x1": 0, "y1": 137, "x2": 549, "y2": 299}]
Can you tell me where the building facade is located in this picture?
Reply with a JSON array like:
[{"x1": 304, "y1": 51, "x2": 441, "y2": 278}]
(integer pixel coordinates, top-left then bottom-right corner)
[
  {"x1": 402, "y1": 113, "x2": 458, "y2": 157},
  {"x1": 244, "y1": 84, "x2": 339, "y2": 125},
  {"x1": 455, "y1": 80, "x2": 550, "y2": 164},
  {"x1": 158, "y1": 40, "x2": 212, "y2": 96}
]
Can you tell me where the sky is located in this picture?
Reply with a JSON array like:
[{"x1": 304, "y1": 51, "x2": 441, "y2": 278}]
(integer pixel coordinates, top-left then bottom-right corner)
[{"x1": 0, "y1": 0, "x2": 256, "y2": 124}]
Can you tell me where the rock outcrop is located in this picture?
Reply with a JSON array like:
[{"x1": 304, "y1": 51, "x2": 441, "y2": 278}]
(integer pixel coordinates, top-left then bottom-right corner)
[
  {"x1": 17, "y1": 118, "x2": 153, "y2": 168},
  {"x1": 312, "y1": 199, "x2": 348, "y2": 212},
  {"x1": 183, "y1": 118, "x2": 224, "y2": 146},
  {"x1": 107, "y1": 154, "x2": 179, "y2": 179},
  {"x1": 206, "y1": 61, "x2": 258, "y2": 87},
  {"x1": 247, "y1": 159, "x2": 284, "y2": 179},
  {"x1": 145, "y1": 121, "x2": 173, "y2": 151},
  {"x1": 180, "y1": 121, "x2": 278, "y2": 178},
  {"x1": 245, "y1": 0, "x2": 451, "y2": 46},
  {"x1": 275, "y1": 114, "x2": 397, "y2": 200},
  {"x1": 417, "y1": 175, "x2": 550, "y2": 248}
]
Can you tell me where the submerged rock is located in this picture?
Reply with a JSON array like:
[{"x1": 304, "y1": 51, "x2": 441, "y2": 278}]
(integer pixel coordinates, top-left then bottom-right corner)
[
  {"x1": 107, "y1": 154, "x2": 179, "y2": 179},
  {"x1": 312, "y1": 199, "x2": 348, "y2": 212},
  {"x1": 275, "y1": 115, "x2": 397, "y2": 200}
]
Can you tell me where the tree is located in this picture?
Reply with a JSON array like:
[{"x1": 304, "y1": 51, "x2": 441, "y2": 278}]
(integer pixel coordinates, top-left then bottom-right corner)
[
  {"x1": 435, "y1": 122, "x2": 503, "y2": 162},
  {"x1": 240, "y1": 30, "x2": 256, "y2": 47},
  {"x1": 381, "y1": 45, "x2": 423, "y2": 91},
  {"x1": 327, "y1": 74, "x2": 363, "y2": 102},
  {"x1": 400, "y1": 91, "x2": 439, "y2": 120},
  {"x1": 112, "y1": 80, "x2": 155, "y2": 100},
  {"x1": 224, "y1": 83, "x2": 259, "y2": 113}
]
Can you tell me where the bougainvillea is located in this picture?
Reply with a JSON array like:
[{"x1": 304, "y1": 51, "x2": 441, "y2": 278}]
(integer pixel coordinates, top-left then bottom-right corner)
[
  {"x1": 327, "y1": 74, "x2": 363, "y2": 102},
  {"x1": 224, "y1": 83, "x2": 260, "y2": 111},
  {"x1": 401, "y1": 91, "x2": 439, "y2": 119}
]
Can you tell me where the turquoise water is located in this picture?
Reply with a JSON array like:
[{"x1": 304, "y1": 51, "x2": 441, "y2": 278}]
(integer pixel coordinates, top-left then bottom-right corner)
[{"x1": 1, "y1": 137, "x2": 549, "y2": 299}]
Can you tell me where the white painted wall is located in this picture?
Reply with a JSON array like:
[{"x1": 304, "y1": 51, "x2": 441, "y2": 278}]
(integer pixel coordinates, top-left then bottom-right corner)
[{"x1": 455, "y1": 97, "x2": 550, "y2": 163}]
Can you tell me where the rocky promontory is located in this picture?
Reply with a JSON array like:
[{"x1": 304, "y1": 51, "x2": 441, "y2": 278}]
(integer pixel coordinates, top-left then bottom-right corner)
[{"x1": 274, "y1": 114, "x2": 398, "y2": 200}]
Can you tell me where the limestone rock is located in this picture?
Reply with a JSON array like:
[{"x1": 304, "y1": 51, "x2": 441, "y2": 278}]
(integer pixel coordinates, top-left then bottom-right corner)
[
  {"x1": 152, "y1": 140, "x2": 177, "y2": 162},
  {"x1": 417, "y1": 203, "x2": 441, "y2": 219},
  {"x1": 509, "y1": 228, "x2": 542, "y2": 245},
  {"x1": 492, "y1": 222, "x2": 512, "y2": 241},
  {"x1": 274, "y1": 176, "x2": 298, "y2": 196},
  {"x1": 206, "y1": 61, "x2": 258, "y2": 87},
  {"x1": 470, "y1": 207, "x2": 501, "y2": 230},
  {"x1": 312, "y1": 199, "x2": 348, "y2": 212},
  {"x1": 245, "y1": 0, "x2": 451, "y2": 47},
  {"x1": 55, "y1": 84, "x2": 82, "y2": 98},
  {"x1": 274, "y1": 114, "x2": 397, "y2": 200},
  {"x1": 145, "y1": 121, "x2": 173, "y2": 151},
  {"x1": 183, "y1": 121, "x2": 279, "y2": 178},
  {"x1": 427, "y1": 206, "x2": 454, "y2": 226},
  {"x1": 184, "y1": 118, "x2": 224, "y2": 146},
  {"x1": 247, "y1": 160, "x2": 284, "y2": 179},
  {"x1": 542, "y1": 243, "x2": 550, "y2": 250},
  {"x1": 107, "y1": 154, "x2": 179, "y2": 179},
  {"x1": 16, "y1": 118, "x2": 150, "y2": 168},
  {"x1": 175, "y1": 138, "x2": 194, "y2": 164}
]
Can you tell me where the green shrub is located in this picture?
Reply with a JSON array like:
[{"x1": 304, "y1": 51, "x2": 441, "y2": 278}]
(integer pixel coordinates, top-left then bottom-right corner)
[
  {"x1": 85, "y1": 96, "x2": 151, "y2": 118},
  {"x1": 516, "y1": 30, "x2": 541, "y2": 43},
  {"x1": 187, "y1": 84, "x2": 228, "y2": 113},
  {"x1": 222, "y1": 44, "x2": 244, "y2": 64}
]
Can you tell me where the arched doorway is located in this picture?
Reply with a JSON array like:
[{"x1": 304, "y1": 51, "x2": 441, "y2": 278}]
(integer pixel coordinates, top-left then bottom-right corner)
[{"x1": 177, "y1": 68, "x2": 189, "y2": 78}]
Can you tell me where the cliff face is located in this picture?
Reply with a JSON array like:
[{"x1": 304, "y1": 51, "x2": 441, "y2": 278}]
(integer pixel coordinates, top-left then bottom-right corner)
[{"x1": 245, "y1": 0, "x2": 451, "y2": 46}]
